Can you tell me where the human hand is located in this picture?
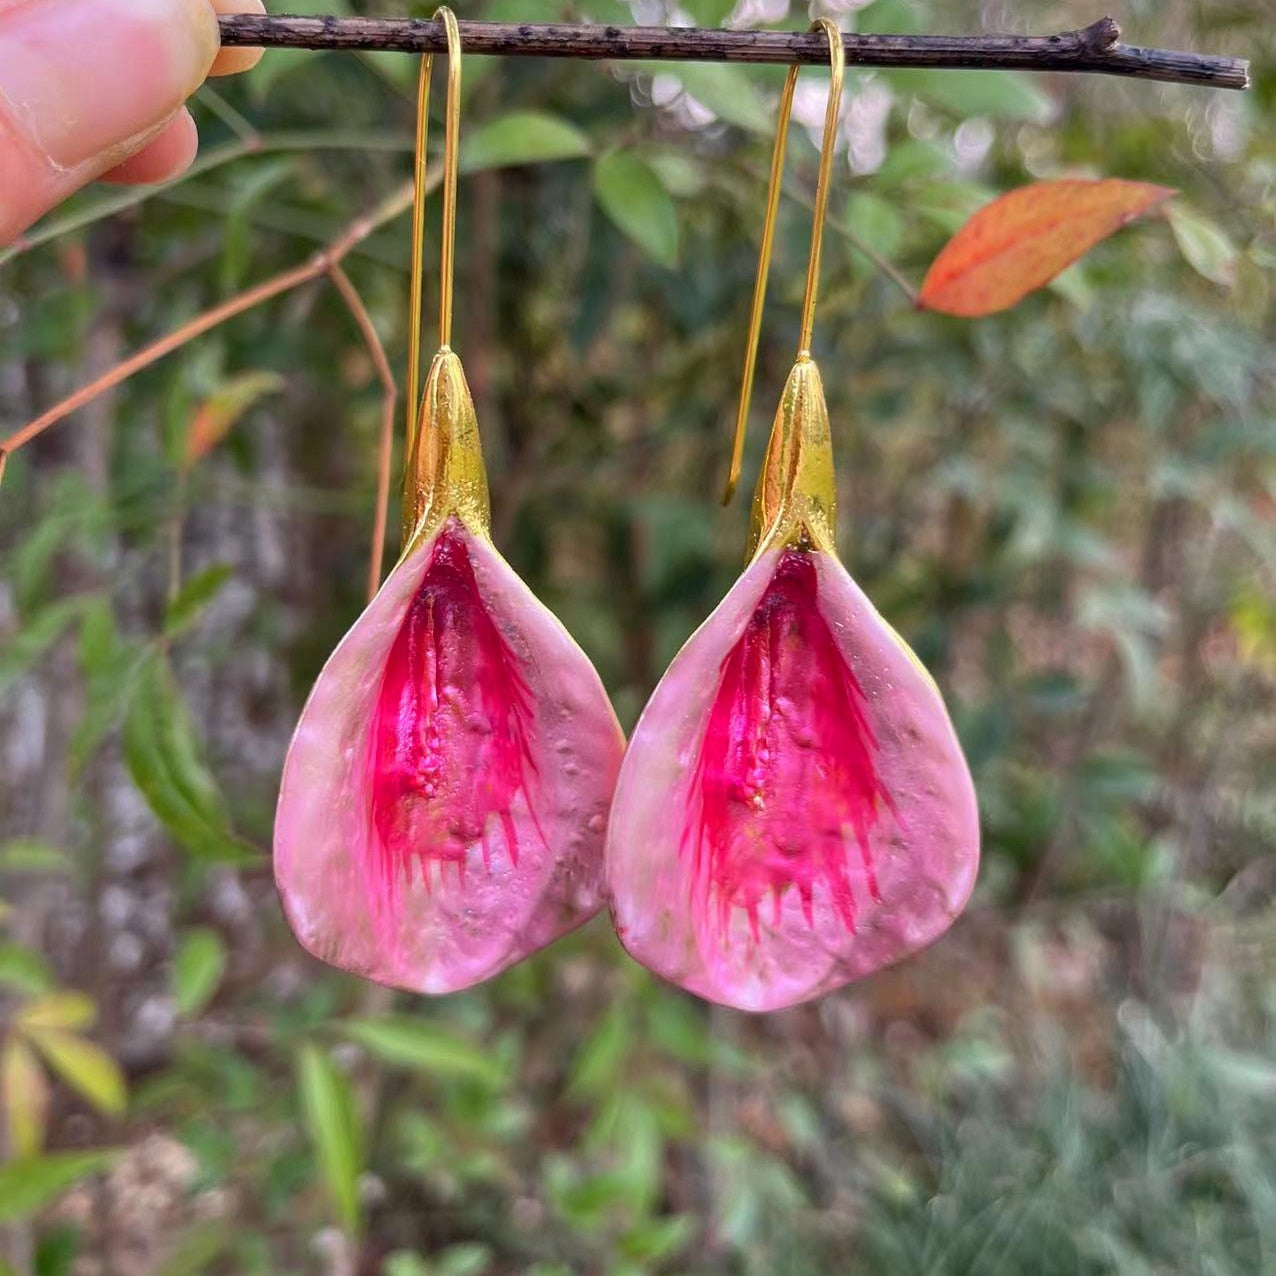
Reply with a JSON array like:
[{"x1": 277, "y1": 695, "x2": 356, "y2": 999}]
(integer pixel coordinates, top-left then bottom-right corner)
[{"x1": 0, "y1": 0, "x2": 264, "y2": 244}]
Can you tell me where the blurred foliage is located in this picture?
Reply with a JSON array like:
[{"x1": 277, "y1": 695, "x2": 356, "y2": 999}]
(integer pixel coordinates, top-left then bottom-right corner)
[{"x1": 1, "y1": 0, "x2": 1274, "y2": 1272}]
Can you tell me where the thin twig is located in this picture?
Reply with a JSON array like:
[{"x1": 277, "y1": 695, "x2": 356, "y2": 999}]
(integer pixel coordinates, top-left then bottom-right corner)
[
  {"x1": 328, "y1": 264, "x2": 398, "y2": 602},
  {"x1": 1, "y1": 181, "x2": 422, "y2": 459},
  {"x1": 194, "y1": 83, "x2": 260, "y2": 143},
  {"x1": 219, "y1": 15, "x2": 1248, "y2": 90}
]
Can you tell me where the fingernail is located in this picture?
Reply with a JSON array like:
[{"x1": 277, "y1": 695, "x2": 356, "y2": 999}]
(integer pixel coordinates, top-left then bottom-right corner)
[{"x1": 0, "y1": 0, "x2": 218, "y2": 171}]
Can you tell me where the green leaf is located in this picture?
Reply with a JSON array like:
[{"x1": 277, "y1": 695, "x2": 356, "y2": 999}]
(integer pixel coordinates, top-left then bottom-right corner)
[
  {"x1": 660, "y1": 63, "x2": 771, "y2": 133},
  {"x1": 680, "y1": 0, "x2": 735, "y2": 24},
  {"x1": 172, "y1": 928, "x2": 228, "y2": 1017},
  {"x1": 0, "y1": 839, "x2": 66, "y2": 874},
  {"x1": 341, "y1": 1017, "x2": 506, "y2": 1088},
  {"x1": 164, "y1": 565, "x2": 234, "y2": 638},
  {"x1": 857, "y1": 0, "x2": 924, "y2": 34},
  {"x1": 645, "y1": 150, "x2": 705, "y2": 198},
  {"x1": 25, "y1": 1028, "x2": 127, "y2": 1115},
  {"x1": 17, "y1": 992, "x2": 97, "y2": 1031},
  {"x1": 0, "y1": 943, "x2": 55, "y2": 995},
  {"x1": 846, "y1": 191, "x2": 904, "y2": 274},
  {"x1": 461, "y1": 112, "x2": 590, "y2": 172},
  {"x1": 71, "y1": 601, "x2": 140, "y2": 776},
  {"x1": 887, "y1": 68, "x2": 1053, "y2": 122},
  {"x1": 0, "y1": 1151, "x2": 118, "y2": 1223},
  {"x1": 123, "y1": 654, "x2": 259, "y2": 865},
  {"x1": 592, "y1": 151, "x2": 680, "y2": 268},
  {"x1": 569, "y1": 1004, "x2": 631, "y2": 1096},
  {"x1": 1167, "y1": 202, "x2": 1238, "y2": 287},
  {"x1": 154, "y1": 1223, "x2": 233, "y2": 1276},
  {"x1": 220, "y1": 160, "x2": 296, "y2": 293},
  {"x1": 0, "y1": 596, "x2": 92, "y2": 698},
  {"x1": 297, "y1": 1044, "x2": 363, "y2": 1236}
]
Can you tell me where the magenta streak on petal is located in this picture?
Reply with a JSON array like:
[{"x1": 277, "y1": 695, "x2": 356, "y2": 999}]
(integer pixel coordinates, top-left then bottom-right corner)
[
  {"x1": 681, "y1": 550, "x2": 893, "y2": 945},
  {"x1": 363, "y1": 522, "x2": 543, "y2": 920}
]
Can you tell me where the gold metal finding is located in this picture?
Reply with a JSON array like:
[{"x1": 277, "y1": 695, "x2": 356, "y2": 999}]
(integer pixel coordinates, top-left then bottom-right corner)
[
  {"x1": 402, "y1": 349, "x2": 491, "y2": 552},
  {"x1": 405, "y1": 6, "x2": 462, "y2": 469},
  {"x1": 397, "y1": 6, "x2": 491, "y2": 553},
  {"x1": 723, "y1": 16, "x2": 846, "y2": 558}
]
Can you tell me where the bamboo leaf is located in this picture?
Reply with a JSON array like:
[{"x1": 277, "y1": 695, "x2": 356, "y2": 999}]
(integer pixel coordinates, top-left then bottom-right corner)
[
  {"x1": 164, "y1": 565, "x2": 234, "y2": 638},
  {"x1": 0, "y1": 1151, "x2": 118, "y2": 1223},
  {"x1": 2, "y1": 1038, "x2": 50, "y2": 1157},
  {"x1": 172, "y1": 928, "x2": 227, "y2": 1017},
  {"x1": 297, "y1": 1044, "x2": 363, "y2": 1236},
  {"x1": 0, "y1": 944, "x2": 55, "y2": 995},
  {"x1": 341, "y1": 1017, "x2": 506, "y2": 1087},
  {"x1": 25, "y1": 1027, "x2": 127, "y2": 1116},
  {"x1": 123, "y1": 654, "x2": 260, "y2": 864},
  {"x1": 185, "y1": 371, "x2": 285, "y2": 466},
  {"x1": 17, "y1": 992, "x2": 96, "y2": 1031}
]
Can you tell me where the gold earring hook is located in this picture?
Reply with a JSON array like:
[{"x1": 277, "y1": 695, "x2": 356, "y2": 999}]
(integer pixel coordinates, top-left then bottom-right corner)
[
  {"x1": 405, "y1": 6, "x2": 462, "y2": 465},
  {"x1": 722, "y1": 18, "x2": 845, "y2": 506}
]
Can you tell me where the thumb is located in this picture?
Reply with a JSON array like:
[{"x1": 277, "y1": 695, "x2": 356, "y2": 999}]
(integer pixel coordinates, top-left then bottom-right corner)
[{"x1": 0, "y1": 0, "x2": 220, "y2": 244}]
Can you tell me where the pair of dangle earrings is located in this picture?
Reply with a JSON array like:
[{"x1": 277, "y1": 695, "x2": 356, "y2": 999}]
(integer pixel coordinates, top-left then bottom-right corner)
[{"x1": 274, "y1": 15, "x2": 980, "y2": 1013}]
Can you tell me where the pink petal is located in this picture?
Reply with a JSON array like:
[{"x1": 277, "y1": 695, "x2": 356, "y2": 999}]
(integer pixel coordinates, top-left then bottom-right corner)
[
  {"x1": 606, "y1": 546, "x2": 978, "y2": 1012},
  {"x1": 275, "y1": 518, "x2": 624, "y2": 994}
]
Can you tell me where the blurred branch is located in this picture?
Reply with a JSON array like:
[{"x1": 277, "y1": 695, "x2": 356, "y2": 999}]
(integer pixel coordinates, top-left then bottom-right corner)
[
  {"x1": 1, "y1": 180, "x2": 427, "y2": 463},
  {"x1": 219, "y1": 15, "x2": 1249, "y2": 89}
]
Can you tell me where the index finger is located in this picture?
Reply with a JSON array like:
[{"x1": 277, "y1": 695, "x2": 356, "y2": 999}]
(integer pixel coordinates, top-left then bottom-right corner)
[{"x1": 208, "y1": 0, "x2": 264, "y2": 77}]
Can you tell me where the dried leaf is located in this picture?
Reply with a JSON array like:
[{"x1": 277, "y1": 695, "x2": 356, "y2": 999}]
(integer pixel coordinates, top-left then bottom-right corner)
[
  {"x1": 16, "y1": 991, "x2": 96, "y2": 1031},
  {"x1": 24, "y1": 1027, "x2": 127, "y2": 1116},
  {"x1": 2, "y1": 1038, "x2": 50, "y2": 1157},
  {"x1": 185, "y1": 371, "x2": 284, "y2": 466},
  {"x1": 918, "y1": 179, "x2": 1175, "y2": 317}
]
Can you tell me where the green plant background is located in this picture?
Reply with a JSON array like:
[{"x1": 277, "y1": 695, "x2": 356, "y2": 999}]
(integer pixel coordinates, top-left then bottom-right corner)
[{"x1": 1, "y1": 1, "x2": 1274, "y2": 1273}]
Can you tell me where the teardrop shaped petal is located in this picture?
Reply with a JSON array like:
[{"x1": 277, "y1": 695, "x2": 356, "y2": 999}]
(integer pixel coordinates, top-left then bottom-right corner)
[
  {"x1": 606, "y1": 546, "x2": 978, "y2": 1012},
  {"x1": 275, "y1": 518, "x2": 624, "y2": 994}
]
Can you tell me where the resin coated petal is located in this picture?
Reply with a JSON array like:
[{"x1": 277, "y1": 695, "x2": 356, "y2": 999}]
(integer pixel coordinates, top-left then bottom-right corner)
[
  {"x1": 606, "y1": 546, "x2": 978, "y2": 1012},
  {"x1": 275, "y1": 519, "x2": 624, "y2": 994}
]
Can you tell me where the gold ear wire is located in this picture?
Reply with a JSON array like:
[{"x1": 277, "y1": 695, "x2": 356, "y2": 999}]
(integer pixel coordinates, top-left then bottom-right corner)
[
  {"x1": 722, "y1": 18, "x2": 845, "y2": 506},
  {"x1": 405, "y1": 6, "x2": 462, "y2": 467}
]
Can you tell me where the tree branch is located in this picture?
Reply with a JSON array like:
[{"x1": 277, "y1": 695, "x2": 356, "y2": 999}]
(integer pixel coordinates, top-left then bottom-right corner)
[
  {"x1": 1, "y1": 181, "x2": 420, "y2": 462},
  {"x1": 218, "y1": 15, "x2": 1248, "y2": 90}
]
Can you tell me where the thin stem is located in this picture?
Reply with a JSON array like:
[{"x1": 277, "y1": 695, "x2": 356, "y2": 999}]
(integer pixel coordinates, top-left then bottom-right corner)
[
  {"x1": 217, "y1": 14, "x2": 1249, "y2": 90},
  {"x1": 194, "y1": 83, "x2": 260, "y2": 143},
  {"x1": 328, "y1": 263, "x2": 398, "y2": 603},
  {"x1": 2, "y1": 181, "x2": 422, "y2": 458}
]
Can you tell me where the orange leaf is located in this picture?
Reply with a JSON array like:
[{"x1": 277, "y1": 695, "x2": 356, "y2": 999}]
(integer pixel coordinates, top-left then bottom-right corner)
[
  {"x1": 918, "y1": 179, "x2": 1175, "y2": 317},
  {"x1": 185, "y1": 371, "x2": 285, "y2": 467}
]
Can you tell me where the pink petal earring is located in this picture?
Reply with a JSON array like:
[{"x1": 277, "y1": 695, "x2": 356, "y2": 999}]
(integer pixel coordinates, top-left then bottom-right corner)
[
  {"x1": 605, "y1": 21, "x2": 980, "y2": 1012},
  {"x1": 274, "y1": 10, "x2": 624, "y2": 994}
]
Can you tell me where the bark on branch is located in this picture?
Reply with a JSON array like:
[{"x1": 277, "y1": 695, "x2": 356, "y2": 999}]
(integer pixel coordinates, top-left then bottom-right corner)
[{"x1": 217, "y1": 14, "x2": 1249, "y2": 90}]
